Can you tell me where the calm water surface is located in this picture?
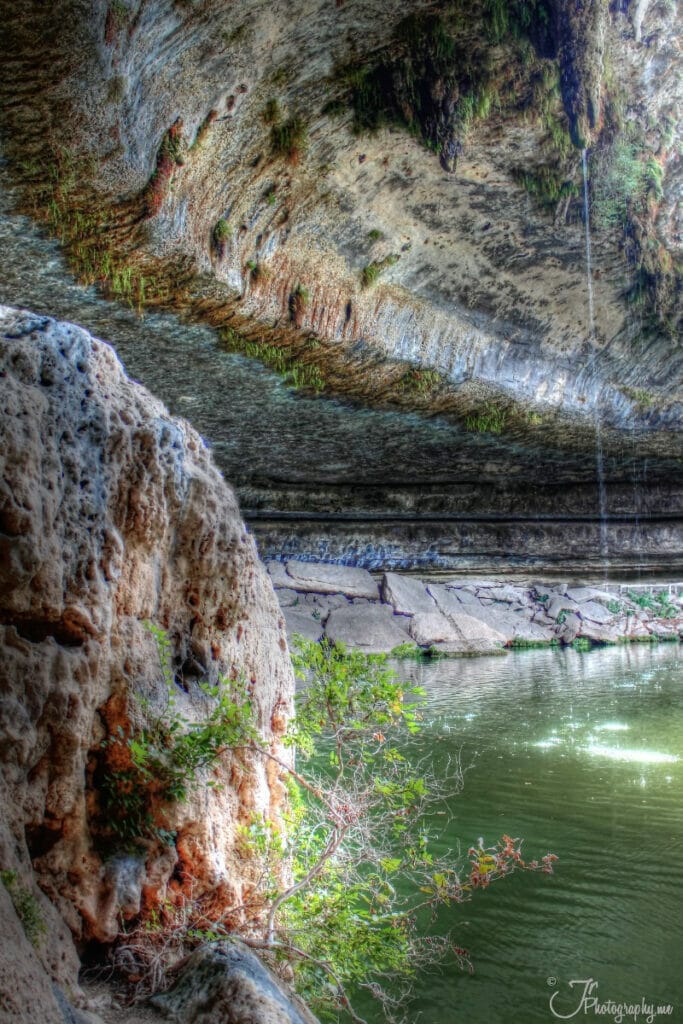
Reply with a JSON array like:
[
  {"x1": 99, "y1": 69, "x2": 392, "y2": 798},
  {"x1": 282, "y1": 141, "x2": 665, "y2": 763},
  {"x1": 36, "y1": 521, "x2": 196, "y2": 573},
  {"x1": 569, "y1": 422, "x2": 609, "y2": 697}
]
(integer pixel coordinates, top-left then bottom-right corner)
[{"x1": 381, "y1": 643, "x2": 683, "y2": 1024}]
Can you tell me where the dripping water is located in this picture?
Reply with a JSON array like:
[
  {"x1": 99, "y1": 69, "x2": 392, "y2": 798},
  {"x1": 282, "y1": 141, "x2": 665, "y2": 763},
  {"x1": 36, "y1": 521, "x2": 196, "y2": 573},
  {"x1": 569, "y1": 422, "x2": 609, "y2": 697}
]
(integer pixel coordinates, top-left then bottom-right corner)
[{"x1": 581, "y1": 148, "x2": 609, "y2": 575}]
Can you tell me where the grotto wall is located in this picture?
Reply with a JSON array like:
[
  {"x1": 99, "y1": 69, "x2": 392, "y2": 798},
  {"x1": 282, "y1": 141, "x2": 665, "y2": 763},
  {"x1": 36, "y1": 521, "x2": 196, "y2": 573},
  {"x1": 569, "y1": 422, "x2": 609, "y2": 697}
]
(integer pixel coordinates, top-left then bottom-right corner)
[{"x1": 0, "y1": 0, "x2": 680, "y2": 434}]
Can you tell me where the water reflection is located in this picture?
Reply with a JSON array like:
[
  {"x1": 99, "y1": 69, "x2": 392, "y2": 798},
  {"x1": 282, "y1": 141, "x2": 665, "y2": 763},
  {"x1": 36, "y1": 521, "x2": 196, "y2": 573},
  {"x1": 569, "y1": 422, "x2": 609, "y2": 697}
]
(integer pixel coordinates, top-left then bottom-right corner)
[{"x1": 381, "y1": 643, "x2": 683, "y2": 1024}]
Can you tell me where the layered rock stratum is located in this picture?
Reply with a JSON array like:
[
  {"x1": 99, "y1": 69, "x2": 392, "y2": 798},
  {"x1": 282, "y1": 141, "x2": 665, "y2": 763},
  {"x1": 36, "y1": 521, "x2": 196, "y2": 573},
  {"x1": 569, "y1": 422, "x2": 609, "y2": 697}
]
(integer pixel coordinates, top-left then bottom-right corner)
[
  {"x1": 0, "y1": 306, "x2": 294, "y2": 1021},
  {"x1": 0, "y1": 0, "x2": 680, "y2": 431},
  {"x1": 0, "y1": 0, "x2": 680, "y2": 576}
]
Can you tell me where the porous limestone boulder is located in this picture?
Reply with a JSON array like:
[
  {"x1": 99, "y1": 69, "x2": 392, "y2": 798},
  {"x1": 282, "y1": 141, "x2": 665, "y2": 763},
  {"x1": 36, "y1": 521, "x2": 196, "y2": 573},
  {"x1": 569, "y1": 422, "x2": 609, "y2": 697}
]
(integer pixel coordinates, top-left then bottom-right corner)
[{"x1": 0, "y1": 308, "x2": 294, "y2": 1005}]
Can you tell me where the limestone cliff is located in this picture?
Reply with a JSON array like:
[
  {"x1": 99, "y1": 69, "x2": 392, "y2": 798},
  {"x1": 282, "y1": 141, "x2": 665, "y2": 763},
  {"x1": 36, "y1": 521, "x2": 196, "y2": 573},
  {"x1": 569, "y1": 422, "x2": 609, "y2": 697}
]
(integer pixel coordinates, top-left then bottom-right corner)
[
  {"x1": 0, "y1": 0, "x2": 680, "y2": 449},
  {"x1": 0, "y1": 306, "x2": 294, "y2": 1019}
]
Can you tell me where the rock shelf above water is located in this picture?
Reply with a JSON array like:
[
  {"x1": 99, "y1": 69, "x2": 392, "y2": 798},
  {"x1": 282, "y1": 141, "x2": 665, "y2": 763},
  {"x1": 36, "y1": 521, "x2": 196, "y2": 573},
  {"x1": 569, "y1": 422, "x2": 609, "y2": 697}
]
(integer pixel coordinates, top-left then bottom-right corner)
[{"x1": 268, "y1": 564, "x2": 683, "y2": 655}]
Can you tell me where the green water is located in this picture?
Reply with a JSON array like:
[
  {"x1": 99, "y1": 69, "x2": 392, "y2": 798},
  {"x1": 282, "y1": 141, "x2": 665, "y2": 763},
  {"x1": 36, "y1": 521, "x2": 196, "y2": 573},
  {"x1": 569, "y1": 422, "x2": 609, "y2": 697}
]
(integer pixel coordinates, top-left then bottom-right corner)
[{"x1": 383, "y1": 642, "x2": 683, "y2": 1024}]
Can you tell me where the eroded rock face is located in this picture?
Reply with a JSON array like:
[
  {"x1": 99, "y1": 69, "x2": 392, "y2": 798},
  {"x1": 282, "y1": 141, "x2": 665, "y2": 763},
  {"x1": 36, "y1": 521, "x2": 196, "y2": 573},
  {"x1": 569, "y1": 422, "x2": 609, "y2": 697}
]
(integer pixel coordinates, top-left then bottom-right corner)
[
  {"x1": 0, "y1": 0, "x2": 680, "y2": 439},
  {"x1": 0, "y1": 307, "x2": 294, "y2": 993}
]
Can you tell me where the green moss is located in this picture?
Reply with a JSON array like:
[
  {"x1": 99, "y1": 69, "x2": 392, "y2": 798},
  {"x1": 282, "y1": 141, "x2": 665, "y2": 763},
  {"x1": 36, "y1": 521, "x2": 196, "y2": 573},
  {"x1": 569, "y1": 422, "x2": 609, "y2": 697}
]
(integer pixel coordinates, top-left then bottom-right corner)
[
  {"x1": 0, "y1": 871, "x2": 46, "y2": 948},
  {"x1": 220, "y1": 327, "x2": 325, "y2": 394},
  {"x1": 246, "y1": 259, "x2": 269, "y2": 284},
  {"x1": 190, "y1": 110, "x2": 217, "y2": 152},
  {"x1": 619, "y1": 386, "x2": 655, "y2": 410},
  {"x1": 513, "y1": 166, "x2": 578, "y2": 212},
  {"x1": 261, "y1": 98, "x2": 281, "y2": 125},
  {"x1": 361, "y1": 261, "x2": 382, "y2": 288},
  {"x1": 389, "y1": 642, "x2": 447, "y2": 660},
  {"x1": 321, "y1": 98, "x2": 347, "y2": 118},
  {"x1": 361, "y1": 254, "x2": 399, "y2": 288},
  {"x1": 509, "y1": 638, "x2": 557, "y2": 649},
  {"x1": 108, "y1": 0, "x2": 128, "y2": 30},
  {"x1": 398, "y1": 367, "x2": 443, "y2": 396},
  {"x1": 591, "y1": 134, "x2": 653, "y2": 230},
  {"x1": 213, "y1": 218, "x2": 230, "y2": 244},
  {"x1": 271, "y1": 117, "x2": 307, "y2": 163},
  {"x1": 465, "y1": 401, "x2": 508, "y2": 435}
]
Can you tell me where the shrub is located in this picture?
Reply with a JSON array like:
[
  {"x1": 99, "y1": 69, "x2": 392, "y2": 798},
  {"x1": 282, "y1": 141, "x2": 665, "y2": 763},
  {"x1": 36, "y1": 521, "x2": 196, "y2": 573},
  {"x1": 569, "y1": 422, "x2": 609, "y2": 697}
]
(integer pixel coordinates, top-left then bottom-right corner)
[
  {"x1": 259, "y1": 638, "x2": 557, "y2": 1018},
  {"x1": 107, "y1": 635, "x2": 557, "y2": 1019}
]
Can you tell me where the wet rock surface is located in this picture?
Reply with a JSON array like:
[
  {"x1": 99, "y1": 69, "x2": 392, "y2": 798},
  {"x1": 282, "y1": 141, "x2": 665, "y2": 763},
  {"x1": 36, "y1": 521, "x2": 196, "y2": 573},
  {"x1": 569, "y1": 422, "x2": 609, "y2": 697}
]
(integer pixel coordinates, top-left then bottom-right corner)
[{"x1": 269, "y1": 562, "x2": 683, "y2": 655}]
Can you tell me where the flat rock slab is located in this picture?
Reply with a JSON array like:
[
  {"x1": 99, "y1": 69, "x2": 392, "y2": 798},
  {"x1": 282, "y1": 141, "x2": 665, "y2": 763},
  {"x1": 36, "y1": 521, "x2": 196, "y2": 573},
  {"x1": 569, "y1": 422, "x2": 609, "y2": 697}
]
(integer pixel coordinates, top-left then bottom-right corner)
[
  {"x1": 512, "y1": 620, "x2": 557, "y2": 643},
  {"x1": 546, "y1": 596, "x2": 580, "y2": 620},
  {"x1": 578, "y1": 621, "x2": 620, "y2": 643},
  {"x1": 381, "y1": 573, "x2": 436, "y2": 616},
  {"x1": 410, "y1": 610, "x2": 506, "y2": 656},
  {"x1": 284, "y1": 560, "x2": 379, "y2": 599},
  {"x1": 282, "y1": 607, "x2": 324, "y2": 643},
  {"x1": 266, "y1": 560, "x2": 292, "y2": 588},
  {"x1": 324, "y1": 603, "x2": 410, "y2": 653},
  {"x1": 409, "y1": 611, "x2": 461, "y2": 647},
  {"x1": 450, "y1": 588, "x2": 483, "y2": 606},
  {"x1": 447, "y1": 612, "x2": 507, "y2": 654},
  {"x1": 450, "y1": 602, "x2": 523, "y2": 642},
  {"x1": 578, "y1": 601, "x2": 616, "y2": 625},
  {"x1": 557, "y1": 612, "x2": 581, "y2": 644},
  {"x1": 427, "y1": 583, "x2": 469, "y2": 615},
  {"x1": 485, "y1": 585, "x2": 527, "y2": 604},
  {"x1": 566, "y1": 587, "x2": 615, "y2": 605}
]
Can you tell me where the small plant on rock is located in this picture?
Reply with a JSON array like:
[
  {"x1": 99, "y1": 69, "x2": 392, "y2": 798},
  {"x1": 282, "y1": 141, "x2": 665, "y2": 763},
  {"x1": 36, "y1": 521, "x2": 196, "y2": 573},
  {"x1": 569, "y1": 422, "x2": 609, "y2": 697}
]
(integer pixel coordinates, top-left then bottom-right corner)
[
  {"x1": 243, "y1": 637, "x2": 557, "y2": 1021},
  {"x1": 465, "y1": 401, "x2": 508, "y2": 435},
  {"x1": 212, "y1": 218, "x2": 231, "y2": 256},
  {"x1": 289, "y1": 283, "x2": 310, "y2": 326},
  {"x1": 98, "y1": 623, "x2": 256, "y2": 849},
  {"x1": 271, "y1": 116, "x2": 308, "y2": 164}
]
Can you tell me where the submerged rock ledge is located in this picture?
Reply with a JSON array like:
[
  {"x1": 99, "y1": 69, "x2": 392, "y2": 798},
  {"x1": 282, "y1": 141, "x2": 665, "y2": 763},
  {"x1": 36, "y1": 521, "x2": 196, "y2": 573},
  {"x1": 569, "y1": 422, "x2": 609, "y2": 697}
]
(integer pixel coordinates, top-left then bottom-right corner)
[{"x1": 269, "y1": 562, "x2": 683, "y2": 655}]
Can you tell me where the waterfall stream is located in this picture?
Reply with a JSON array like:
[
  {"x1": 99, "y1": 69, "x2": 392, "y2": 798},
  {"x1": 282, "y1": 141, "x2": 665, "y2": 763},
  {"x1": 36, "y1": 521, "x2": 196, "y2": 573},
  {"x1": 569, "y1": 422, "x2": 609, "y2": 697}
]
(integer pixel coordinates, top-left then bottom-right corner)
[{"x1": 581, "y1": 149, "x2": 610, "y2": 574}]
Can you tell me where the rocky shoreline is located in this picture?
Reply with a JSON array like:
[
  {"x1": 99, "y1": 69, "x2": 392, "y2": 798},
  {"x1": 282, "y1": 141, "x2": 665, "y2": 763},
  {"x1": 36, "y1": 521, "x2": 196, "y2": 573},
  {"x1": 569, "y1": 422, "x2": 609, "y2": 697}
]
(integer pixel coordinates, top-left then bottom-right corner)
[{"x1": 268, "y1": 561, "x2": 683, "y2": 656}]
